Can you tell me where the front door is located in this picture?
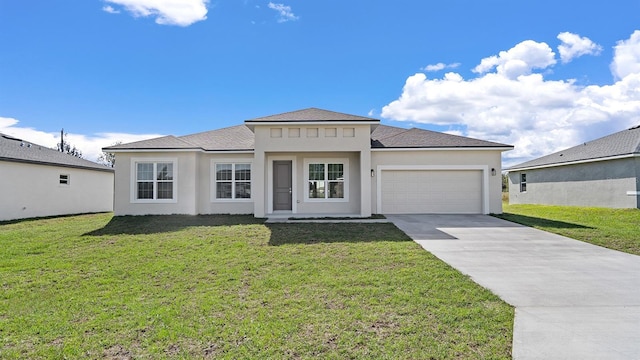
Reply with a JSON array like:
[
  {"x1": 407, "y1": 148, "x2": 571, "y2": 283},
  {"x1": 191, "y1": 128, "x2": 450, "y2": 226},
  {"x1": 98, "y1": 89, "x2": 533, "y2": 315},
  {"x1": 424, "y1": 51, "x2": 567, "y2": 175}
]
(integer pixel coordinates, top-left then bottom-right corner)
[{"x1": 273, "y1": 161, "x2": 292, "y2": 211}]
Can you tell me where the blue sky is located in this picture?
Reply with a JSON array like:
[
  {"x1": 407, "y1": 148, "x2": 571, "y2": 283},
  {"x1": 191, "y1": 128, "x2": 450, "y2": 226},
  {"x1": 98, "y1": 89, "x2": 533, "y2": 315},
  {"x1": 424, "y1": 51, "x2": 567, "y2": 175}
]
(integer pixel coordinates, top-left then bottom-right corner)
[{"x1": 1, "y1": 1, "x2": 640, "y2": 165}]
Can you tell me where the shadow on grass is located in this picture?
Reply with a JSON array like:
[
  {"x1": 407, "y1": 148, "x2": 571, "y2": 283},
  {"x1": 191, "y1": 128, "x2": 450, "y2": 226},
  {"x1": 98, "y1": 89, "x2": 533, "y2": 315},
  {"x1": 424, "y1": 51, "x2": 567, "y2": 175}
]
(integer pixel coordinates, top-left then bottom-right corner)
[
  {"x1": 493, "y1": 213, "x2": 594, "y2": 230},
  {"x1": 0, "y1": 212, "x2": 112, "y2": 226},
  {"x1": 85, "y1": 214, "x2": 265, "y2": 235},
  {"x1": 266, "y1": 222, "x2": 411, "y2": 246}
]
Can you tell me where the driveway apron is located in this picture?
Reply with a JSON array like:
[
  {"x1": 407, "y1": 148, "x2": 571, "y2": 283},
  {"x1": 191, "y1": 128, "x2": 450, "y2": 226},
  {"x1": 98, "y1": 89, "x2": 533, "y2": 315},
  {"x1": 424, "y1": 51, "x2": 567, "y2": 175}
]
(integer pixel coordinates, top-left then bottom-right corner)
[{"x1": 387, "y1": 214, "x2": 640, "y2": 360}]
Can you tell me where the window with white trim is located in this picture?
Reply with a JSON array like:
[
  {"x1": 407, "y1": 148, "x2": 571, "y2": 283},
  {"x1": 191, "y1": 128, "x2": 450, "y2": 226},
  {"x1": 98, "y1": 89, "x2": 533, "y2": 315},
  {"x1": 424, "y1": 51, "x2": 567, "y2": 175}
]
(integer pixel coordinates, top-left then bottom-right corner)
[
  {"x1": 520, "y1": 173, "x2": 527, "y2": 192},
  {"x1": 305, "y1": 159, "x2": 348, "y2": 201},
  {"x1": 215, "y1": 163, "x2": 251, "y2": 199},
  {"x1": 59, "y1": 174, "x2": 70, "y2": 185},
  {"x1": 134, "y1": 161, "x2": 175, "y2": 200}
]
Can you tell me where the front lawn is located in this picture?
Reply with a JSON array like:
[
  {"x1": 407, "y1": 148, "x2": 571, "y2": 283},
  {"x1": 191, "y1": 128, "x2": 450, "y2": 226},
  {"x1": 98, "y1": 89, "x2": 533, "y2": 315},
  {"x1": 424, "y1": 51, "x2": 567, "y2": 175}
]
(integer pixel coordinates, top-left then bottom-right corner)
[
  {"x1": 497, "y1": 204, "x2": 640, "y2": 256},
  {"x1": 0, "y1": 214, "x2": 513, "y2": 359}
]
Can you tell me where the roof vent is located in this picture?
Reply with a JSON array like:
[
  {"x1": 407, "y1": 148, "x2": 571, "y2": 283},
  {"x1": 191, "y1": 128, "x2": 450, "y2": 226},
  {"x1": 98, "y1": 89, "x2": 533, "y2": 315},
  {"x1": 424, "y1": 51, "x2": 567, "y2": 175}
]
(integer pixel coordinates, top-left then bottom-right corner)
[
  {"x1": 20, "y1": 142, "x2": 24, "y2": 147},
  {"x1": 27, "y1": 143, "x2": 32, "y2": 148}
]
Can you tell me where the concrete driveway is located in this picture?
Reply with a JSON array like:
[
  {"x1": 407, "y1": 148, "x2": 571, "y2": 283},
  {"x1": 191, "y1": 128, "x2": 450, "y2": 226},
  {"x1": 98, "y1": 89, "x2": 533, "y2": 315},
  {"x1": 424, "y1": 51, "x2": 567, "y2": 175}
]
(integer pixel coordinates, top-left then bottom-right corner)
[{"x1": 387, "y1": 214, "x2": 640, "y2": 360}]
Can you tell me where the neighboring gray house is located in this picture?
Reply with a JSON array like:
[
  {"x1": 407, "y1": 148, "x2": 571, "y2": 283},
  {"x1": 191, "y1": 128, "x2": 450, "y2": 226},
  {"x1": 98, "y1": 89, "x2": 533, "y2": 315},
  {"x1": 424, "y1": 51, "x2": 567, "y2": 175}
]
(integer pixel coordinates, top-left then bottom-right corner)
[
  {"x1": 508, "y1": 125, "x2": 640, "y2": 209},
  {"x1": 0, "y1": 133, "x2": 114, "y2": 221},
  {"x1": 105, "y1": 108, "x2": 513, "y2": 217}
]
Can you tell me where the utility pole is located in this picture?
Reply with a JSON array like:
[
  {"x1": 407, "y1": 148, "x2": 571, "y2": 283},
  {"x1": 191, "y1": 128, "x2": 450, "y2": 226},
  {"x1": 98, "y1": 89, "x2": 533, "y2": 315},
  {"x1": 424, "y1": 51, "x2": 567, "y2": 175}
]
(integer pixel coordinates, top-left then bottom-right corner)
[{"x1": 60, "y1": 128, "x2": 64, "y2": 152}]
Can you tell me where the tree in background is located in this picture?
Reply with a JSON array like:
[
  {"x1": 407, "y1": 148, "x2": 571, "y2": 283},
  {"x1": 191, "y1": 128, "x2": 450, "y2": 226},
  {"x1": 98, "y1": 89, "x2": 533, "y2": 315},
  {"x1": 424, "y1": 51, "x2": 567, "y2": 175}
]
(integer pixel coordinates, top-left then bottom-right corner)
[
  {"x1": 98, "y1": 141, "x2": 121, "y2": 167},
  {"x1": 57, "y1": 129, "x2": 83, "y2": 158}
]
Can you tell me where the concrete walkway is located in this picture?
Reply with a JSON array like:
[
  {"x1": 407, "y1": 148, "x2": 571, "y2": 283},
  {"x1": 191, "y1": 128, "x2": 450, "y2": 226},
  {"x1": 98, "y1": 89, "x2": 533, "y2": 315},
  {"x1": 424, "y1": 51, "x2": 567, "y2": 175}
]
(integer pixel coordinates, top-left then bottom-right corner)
[{"x1": 387, "y1": 214, "x2": 640, "y2": 360}]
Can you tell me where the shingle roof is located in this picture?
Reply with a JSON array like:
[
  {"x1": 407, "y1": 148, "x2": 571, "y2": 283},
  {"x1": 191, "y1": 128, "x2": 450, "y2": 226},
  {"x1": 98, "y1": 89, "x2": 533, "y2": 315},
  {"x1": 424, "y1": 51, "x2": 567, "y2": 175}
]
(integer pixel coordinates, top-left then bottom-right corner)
[
  {"x1": 105, "y1": 111, "x2": 512, "y2": 152},
  {"x1": 0, "y1": 133, "x2": 113, "y2": 172},
  {"x1": 246, "y1": 107, "x2": 377, "y2": 123},
  {"x1": 103, "y1": 135, "x2": 199, "y2": 150},
  {"x1": 509, "y1": 125, "x2": 640, "y2": 170},
  {"x1": 180, "y1": 125, "x2": 254, "y2": 151},
  {"x1": 371, "y1": 125, "x2": 512, "y2": 148}
]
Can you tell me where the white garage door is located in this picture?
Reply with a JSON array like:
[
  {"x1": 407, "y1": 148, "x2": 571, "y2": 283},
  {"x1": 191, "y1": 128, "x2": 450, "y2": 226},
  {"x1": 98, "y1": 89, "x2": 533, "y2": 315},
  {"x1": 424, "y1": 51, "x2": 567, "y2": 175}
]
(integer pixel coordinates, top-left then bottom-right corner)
[{"x1": 381, "y1": 170, "x2": 483, "y2": 214}]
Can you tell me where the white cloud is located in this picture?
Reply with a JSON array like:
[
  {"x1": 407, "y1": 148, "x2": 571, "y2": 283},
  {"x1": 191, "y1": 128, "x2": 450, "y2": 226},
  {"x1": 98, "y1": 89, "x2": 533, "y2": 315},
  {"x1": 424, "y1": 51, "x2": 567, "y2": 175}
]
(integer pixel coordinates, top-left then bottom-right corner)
[
  {"x1": 267, "y1": 2, "x2": 298, "y2": 23},
  {"x1": 0, "y1": 117, "x2": 164, "y2": 164},
  {"x1": 382, "y1": 31, "x2": 640, "y2": 167},
  {"x1": 473, "y1": 40, "x2": 557, "y2": 79},
  {"x1": 102, "y1": 5, "x2": 120, "y2": 14},
  {"x1": 557, "y1": 32, "x2": 602, "y2": 63},
  {"x1": 610, "y1": 30, "x2": 640, "y2": 80},
  {"x1": 103, "y1": 0, "x2": 208, "y2": 26},
  {"x1": 422, "y1": 62, "x2": 461, "y2": 72}
]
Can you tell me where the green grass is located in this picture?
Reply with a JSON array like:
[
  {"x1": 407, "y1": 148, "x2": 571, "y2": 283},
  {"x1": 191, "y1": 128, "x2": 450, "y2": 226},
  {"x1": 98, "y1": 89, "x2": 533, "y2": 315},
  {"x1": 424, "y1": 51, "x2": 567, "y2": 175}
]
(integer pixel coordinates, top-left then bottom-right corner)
[
  {"x1": 497, "y1": 204, "x2": 640, "y2": 255},
  {"x1": 0, "y1": 214, "x2": 513, "y2": 359}
]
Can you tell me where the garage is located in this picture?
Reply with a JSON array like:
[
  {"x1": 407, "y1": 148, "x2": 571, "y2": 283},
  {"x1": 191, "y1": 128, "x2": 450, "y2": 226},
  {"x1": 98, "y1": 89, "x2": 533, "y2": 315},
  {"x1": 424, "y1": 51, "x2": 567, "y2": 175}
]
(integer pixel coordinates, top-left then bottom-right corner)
[{"x1": 380, "y1": 169, "x2": 484, "y2": 214}]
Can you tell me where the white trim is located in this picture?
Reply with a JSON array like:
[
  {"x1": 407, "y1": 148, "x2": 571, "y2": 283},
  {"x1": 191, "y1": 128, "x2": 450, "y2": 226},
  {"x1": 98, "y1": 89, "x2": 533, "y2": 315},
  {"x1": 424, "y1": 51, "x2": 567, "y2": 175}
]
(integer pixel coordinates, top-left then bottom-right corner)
[
  {"x1": 107, "y1": 148, "x2": 254, "y2": 154},
  {"x1": 108, "y1": 148, "x2": 199, "y2": 153},
  {"x1": 246, "y1": 121, "x2": 379, "y2": 127},
  {"x1": 376, "y1": 165, "x2": 490, "y2": 214},
  {"x1": 303, "y1": 158, "x2": 350, "y2": 203},
  {"x1": 372, "y1": 147, "x2": 513, "y2": 152},
  {"x1": 130, "y1": 157, "x2": 178, "y2": 204},
  {"x1": 210, "y1": 159, "x2": 254, "y2": 203},
  {"x1": 267, "y1": 155, "x2": 297, "y2": 214},
  {"x1": 508, "y1": 153, "x2": 639, "y2": 172},
  {"x1": 627, "y1": 191, "x2": 640, "y2": 196}
]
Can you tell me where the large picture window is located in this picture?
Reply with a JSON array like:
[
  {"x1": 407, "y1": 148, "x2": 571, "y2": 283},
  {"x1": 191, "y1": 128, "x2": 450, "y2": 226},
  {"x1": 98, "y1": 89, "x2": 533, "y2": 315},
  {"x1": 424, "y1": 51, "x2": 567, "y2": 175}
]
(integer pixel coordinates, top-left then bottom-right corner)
[
  {"x1": 305, "y1": 159, "x2": 348, "y2": 201},
  {"x1": 135, "y1": 161, "x2": 175, "y2": 200},
  {"x1": 215, "y1": 163, "x2": 251, "y2": 199}
]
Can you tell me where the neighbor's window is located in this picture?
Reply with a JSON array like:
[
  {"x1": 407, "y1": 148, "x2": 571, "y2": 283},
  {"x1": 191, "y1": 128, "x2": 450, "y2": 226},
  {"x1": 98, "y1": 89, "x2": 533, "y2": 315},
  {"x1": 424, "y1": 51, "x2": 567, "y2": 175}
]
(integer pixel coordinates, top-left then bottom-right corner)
[
  {"x1": 520, "y1": 173, "x2": 527, "y2": 192},
  {"x1": 306, "y1": 160, "x2": 347, "y2": 200},
  {"x1": 135, "y1": 161, "x2": 175, "y2": 200},
  {"x1": 59, "y1": 174, "x2": 70, "y2": 185},
  {"x1": 215, "y1": 163, "x2": 251, "y2": 199}
]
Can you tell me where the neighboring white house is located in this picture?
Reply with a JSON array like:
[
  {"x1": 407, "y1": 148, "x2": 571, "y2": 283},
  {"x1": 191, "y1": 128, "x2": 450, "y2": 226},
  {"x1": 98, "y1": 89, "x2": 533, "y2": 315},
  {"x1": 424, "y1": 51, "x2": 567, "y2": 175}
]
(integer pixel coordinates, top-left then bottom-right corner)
[
  {"x1": 104, "y1": 108, "x2": 513, "y2": 217},
  {"x1": 0, "y1": 133, "x2": 114, "y2": 221},
  {"x1": 508, "y1": 125, "x2": 640, "y2": 209}
]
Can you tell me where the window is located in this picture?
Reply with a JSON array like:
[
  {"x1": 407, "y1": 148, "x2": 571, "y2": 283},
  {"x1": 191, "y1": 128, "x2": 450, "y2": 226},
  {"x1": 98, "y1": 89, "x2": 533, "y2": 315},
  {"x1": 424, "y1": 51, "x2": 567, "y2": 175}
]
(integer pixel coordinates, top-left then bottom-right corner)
[
  {"x1": 305, "y1": 159, "x2": 348, "y2": 201},
  {"x1": 520, "y1": 173, "x2": 527, "y2": 192},
  {"x1": 134, "y1": 161, "x2": 175, "y2": 201},
  {"x1": 215, "y1": 163, "x2": 251, "y2": 200},
  {"x1": 59, "y1": 174, "x2": 70, "y2": 185}
]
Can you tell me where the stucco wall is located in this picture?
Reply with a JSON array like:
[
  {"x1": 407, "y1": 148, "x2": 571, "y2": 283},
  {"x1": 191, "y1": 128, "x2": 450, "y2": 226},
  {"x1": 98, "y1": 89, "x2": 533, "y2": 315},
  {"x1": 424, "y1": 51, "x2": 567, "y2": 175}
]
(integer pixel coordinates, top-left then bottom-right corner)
[
  {"x1": 508, "y1": 157, "x2": 639, "y2": 208},
  {"x1": 197, "y1": 153, "x2": 255, "y2": 215},
  {"x1": 113, "y1": 152, "x2": 198, "y2": 216},
  {"x1": 252, "y1": 124, "x2": 371, "y2": 216},
  {"x1": 284, "y1": 152, "x2": 361, "y2": 215},
  {"x1": 0, "y1": 161, "x2": 113, "y2": 221},
  {"x1": 371, "y1": 150, "x2": 505, "y2": 214}
]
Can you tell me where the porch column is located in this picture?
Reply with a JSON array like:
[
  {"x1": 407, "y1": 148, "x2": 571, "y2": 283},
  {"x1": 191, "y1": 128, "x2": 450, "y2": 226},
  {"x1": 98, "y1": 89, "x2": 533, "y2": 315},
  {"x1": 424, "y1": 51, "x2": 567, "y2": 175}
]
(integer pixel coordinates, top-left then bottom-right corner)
[
  {"x1": 360, "y1": 150, "x2": 372, "y2": 217},
  {"x1": 253, "y1": 149, "x2": 266, "y2": 217}
]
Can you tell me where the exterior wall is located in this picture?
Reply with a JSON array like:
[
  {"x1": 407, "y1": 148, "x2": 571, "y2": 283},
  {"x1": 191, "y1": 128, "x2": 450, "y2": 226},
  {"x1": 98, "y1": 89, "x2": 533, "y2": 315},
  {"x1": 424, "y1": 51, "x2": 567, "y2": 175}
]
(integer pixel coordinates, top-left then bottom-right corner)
[
  {"x1": 252, "y1": 124, "x2": 372, "y2": 216},
  {"x1": 197, "y1": 153, "x2": 255, "y2": 214},
  {"x1": 508, "y1": 157, "x2": 640, "y2": 209},
  {"x1": 261, "y1": 152, "x2": 362, "y2": 215},
  {"x1": 113, "y1": 152, "x2": 198, "y2": 215},
  {"x1": 0, "y1": 161, "x2": 113, "y2": 221},
  {"x1": 371, "y1": 149, "x2": 505, "y2": 214}
]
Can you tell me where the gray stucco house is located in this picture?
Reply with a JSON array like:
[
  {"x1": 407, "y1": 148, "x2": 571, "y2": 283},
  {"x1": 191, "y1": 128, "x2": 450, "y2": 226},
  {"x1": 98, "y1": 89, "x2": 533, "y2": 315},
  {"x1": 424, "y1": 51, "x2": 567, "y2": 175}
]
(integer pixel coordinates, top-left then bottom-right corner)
[
  {"x1": 0, "y1": 133, "x2": 114, "y2": 221},
  {"x1": 105, "y1": 108, "x2": 513, "y2": 217},
  {"x1": 508, "y1": 125, "x2": 640, "y2": 209}
]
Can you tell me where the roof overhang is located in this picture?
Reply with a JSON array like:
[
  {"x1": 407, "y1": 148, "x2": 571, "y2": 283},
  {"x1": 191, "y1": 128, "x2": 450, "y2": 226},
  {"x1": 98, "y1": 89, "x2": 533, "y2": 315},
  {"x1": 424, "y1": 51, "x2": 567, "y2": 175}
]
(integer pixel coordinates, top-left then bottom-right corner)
[
  {"x1": 0, "y1": 157, "x2": 114, "y2": 173},
  {"x1": 103, "y1": 148, "x2": 255, "y2": 154},
  {"x1": 372, "y1": 146, "x2": 514, "y2": 152},
  {"x1": 245, "y1": 120, "x2": 380, "y2": 131},
  {"x1": 507, "y1": 153, "x2": 640, "y2": 172}
]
